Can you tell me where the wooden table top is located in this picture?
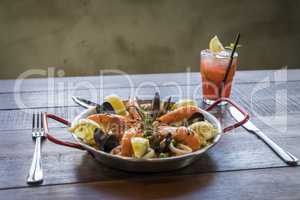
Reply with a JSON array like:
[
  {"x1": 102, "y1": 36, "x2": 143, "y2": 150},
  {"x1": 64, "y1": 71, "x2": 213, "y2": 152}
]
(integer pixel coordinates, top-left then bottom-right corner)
[{"x1": 1, "y1": 69, "x2": 300, "y2": 200}]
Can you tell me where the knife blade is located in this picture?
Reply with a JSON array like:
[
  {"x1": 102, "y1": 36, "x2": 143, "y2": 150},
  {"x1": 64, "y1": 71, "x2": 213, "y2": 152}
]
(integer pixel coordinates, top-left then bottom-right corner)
[
  {"x1": 72, "y1": 96, "x2": 99, "y2": 109},
  {"x1": 72, "y1": 96, "x2": 116, "y2": 114},
  {"x1": 229, "y1": 106, "x2": 298, "y2": 165}
]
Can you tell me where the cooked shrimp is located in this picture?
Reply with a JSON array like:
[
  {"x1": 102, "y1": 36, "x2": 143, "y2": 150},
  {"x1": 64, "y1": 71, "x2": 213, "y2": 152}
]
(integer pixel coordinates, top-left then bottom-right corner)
[
  {"x1": 126, "y1": 97, "x2": 142, "y2": 121},
  {"x1": 158, "y1": 126, "x2": 202, "y2": 151},
  {"x1": 120, "y1": 128, "x2": 143, "y2": 157},
  {"x1": 172, "y1": 126, "x2": 202, "y2": 150},
  {"x1": 157, "y1": 105, "x2": 202, "y2": 124},
  {"x1": 87, "y1": 114, "x2": 126, "y2": 140},
  {"x1": 157, "y1": 125, "x2": 177, "y2": 137}
]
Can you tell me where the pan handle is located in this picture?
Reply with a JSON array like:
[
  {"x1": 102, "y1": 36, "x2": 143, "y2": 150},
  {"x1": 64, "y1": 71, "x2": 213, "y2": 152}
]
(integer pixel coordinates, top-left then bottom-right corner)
[
  {"x1": 43, "y1": 113, "x2": 84, "y2": 150},
  {"x1": 205, "y1": 98, "x2": 249, "y2": 133}
]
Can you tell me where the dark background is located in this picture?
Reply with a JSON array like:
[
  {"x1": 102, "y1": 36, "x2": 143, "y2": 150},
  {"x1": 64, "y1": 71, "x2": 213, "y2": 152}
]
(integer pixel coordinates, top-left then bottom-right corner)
[{"x1": 0, "y1": 0, "x2": 299, "y2": 79}]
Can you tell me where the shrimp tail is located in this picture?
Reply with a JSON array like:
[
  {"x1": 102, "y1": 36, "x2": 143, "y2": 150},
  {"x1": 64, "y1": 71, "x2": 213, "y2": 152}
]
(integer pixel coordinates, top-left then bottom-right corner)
[{"x1": 157, "y1": 105, "x2": 202, "y2": 124}]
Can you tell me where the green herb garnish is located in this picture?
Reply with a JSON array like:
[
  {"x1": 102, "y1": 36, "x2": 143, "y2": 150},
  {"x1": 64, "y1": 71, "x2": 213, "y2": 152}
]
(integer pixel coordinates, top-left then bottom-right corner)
[
  {"x1": 159, "y1": 153, "x2": 169, "y2": 158},
  {"x1": 171, "y1": 139, "x2": 178, "y2": 147},
  {"x1": 143, "y1": 130, "x2": 152, "y2": 138},
  {"x1": 225, "y1": 43, "x2": 242, "y2": 50}
]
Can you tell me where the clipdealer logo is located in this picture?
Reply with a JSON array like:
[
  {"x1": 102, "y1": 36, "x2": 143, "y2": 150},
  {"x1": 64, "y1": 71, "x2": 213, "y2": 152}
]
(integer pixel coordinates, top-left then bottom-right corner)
[{"x1": 250, "y1": 67, "x2": 288, "y2": 133}]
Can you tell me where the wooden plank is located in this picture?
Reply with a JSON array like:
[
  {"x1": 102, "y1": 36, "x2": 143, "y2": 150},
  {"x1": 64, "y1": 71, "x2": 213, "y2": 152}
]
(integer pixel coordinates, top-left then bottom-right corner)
[
  {"x1": 0, "y1": 81, "x2": 299, "y2": 112},
  {"x1": 1, "y1": 167, "x2": 299, "y2": 200},
  {"x1": 0, "y1": 69, "x2": 299, "y2": 94},
  {"x1": 0, "y1": 124, "x2": 299, "y2": 189},
  {"x1": 0, "y1": 90, "x2": 299, "y2": 131}
]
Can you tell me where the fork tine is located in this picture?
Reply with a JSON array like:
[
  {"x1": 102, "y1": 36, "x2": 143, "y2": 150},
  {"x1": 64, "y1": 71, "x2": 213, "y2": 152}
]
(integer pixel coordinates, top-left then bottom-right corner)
[
  {"x1": 36, "y1": 112, "x2": 39, "y2": 129},
  {"x1": 32, "y1": 113, "x2": 36, "y2": 130},
  {"x1": 40, "y1": 112, "x2": 43, "y2": 129}
]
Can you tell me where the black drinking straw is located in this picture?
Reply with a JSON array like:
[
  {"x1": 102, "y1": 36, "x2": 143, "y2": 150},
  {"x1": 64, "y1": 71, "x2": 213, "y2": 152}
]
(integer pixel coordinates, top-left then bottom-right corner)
[{"x1": 219, "y1": 33, "x2": 240, "y2": 98}]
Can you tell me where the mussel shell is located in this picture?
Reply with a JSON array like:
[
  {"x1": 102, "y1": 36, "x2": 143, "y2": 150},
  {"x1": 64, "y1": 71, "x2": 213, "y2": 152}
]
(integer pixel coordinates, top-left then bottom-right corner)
[
  {"x1": 149, "y1": 134, "x2": 161, "y2": 153},
  {"x1": 101, "y1": 134, "x2": 119, "y2": 152},
  {"x1": 151, "y1": 92, "x2": 160, "y2": 119},
  {"x1": 187, "y1": 112, "x2": 205, "y2": 125},
  {"x1": 94, "y1": 128, "x2": 106, "y2": 146},
  {"x1": 95, "y1": 102, "x2": 115, "y2": 114},
  {"x1": 159, "y1": 133, "x2": 172, "y2": 153},
  {"x1": 94, "y1": 128, "x2": 119, "y2": 152}
]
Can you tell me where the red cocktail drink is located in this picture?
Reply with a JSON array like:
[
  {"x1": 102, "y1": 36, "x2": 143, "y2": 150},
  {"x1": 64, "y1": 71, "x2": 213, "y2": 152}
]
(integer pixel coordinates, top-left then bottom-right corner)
[{"x1": 200, "y1": 49, "x2": 238, "y2": 105}]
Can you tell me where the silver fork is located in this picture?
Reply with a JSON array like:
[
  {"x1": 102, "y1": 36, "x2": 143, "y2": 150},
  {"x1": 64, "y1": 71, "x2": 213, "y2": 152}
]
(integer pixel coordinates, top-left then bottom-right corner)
[{"x1": 27, "y1": 112, "x2": 45, "y2": 184}]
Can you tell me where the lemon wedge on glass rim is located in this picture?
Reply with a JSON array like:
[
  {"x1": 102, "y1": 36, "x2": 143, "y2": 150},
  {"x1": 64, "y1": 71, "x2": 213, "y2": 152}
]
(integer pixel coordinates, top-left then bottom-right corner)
[{"x1": 209, "y1": 36, "x2": 225, "y2": 53}]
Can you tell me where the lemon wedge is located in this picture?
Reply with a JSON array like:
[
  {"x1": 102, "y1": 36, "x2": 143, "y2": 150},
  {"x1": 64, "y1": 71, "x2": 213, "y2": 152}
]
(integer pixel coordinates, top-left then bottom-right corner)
[
  {"x1": 69, "y1": 119, "x2": 101, "y2": 146},
  {"x1": 171, "y1": 99, "x2": 197, "y2": 110},
  {"x1": 176, "y1": 99, "x2": 197, "y2": 108},
  {"x1": 104, "y1": 95, "x2": 127, "y2": 115},
  {"x1": 209, "y1": 36, "x2": 225, "y2": 53},
  {"x1": 189, "y1": 121, "x2": 217, "y2": 140},
  {"x1": 131, "y1": 137, "x2": 150, "y2": 158}
]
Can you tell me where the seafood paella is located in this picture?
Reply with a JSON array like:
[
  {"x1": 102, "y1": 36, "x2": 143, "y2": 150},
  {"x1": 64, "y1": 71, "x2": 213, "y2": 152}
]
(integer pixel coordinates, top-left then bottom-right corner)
[{"x1": 69, "y1": 93, "x2": 218, "y2": 159}]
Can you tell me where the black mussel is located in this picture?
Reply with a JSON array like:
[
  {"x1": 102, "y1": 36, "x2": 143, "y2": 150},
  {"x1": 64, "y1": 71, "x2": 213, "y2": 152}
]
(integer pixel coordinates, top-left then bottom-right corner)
[
  {"x1": 149, "y1": 134, "x2": 161, "y2": 153},
  {"x1": 101, "y1": 134, "x2": 119, "y2": 152},
  {"x1": 187, "y1": 112, "x2": 205, "y2": 125},
  {"x1": 95, "y1": 104, "x2": 102, "y2": 113},
  {"x1": 95, "y1": 102, "x2": 115, "y2": 114},
  {"x1": 94, "y1": 128, "x2": 106, "y2": 145},
  {"x1": 102, "y1": 102, "x2": 115, "y2": 112},
  {"x1": 94, "y1": 128, "x2": 119, "y2": 152},
  {"x1": 159, "y1": 133, "x2": 172, "y2": 153},
  {"x1": 151, "y1": 92, "x2": 160, "y2": 119}
]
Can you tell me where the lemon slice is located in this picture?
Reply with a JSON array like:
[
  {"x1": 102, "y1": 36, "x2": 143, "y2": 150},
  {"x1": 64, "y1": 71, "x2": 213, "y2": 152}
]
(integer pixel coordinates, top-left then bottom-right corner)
[
  {"x1": 189, "y1": 121, "x2": 217, "y2": 140},
  {"x1": 176, "y1": 99, "x2": 197, "y2": 108},
  {"x1": 69, "y1": 119, "x2": 100, "y2": 146},
  {"x1": 209, "y1": 36, "x2": 225, "y2": 53},
  {"x1": 171, "y1": 99, "x2": 197, "y2": 110},
  {"x1": 104, "y1": 95, "x2": 127, "y2": 115},
  {"x1": 131, "y1": 137, "x2": 150, "y2": 158}
]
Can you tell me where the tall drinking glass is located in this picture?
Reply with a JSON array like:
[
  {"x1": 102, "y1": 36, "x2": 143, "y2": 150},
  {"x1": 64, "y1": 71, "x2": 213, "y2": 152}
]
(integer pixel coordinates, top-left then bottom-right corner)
[{"x1": 200, "y1": 49, "x2": 238, "y2": 105}]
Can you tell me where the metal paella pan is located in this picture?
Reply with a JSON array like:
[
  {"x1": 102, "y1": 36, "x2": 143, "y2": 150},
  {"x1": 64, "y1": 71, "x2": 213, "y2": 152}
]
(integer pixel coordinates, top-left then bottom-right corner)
[{"x1": 43, "y1": 97, "x2": 249, "y2": 172}]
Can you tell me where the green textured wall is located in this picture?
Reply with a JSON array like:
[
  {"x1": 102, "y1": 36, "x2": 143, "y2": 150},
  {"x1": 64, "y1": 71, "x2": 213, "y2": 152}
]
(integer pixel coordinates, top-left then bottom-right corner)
[{"x1": 0, "y1": 0, "x2": 299, "y2": 79}]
